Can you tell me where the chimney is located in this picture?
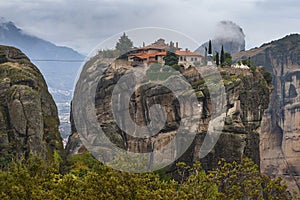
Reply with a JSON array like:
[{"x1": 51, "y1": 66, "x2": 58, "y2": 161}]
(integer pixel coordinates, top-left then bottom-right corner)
[
  {"x1": 185, "y1": 48, "x2": 188, "y2": 52},
  {"x1": 176, "y1": 42, "x2": 178, "y2": 49}
]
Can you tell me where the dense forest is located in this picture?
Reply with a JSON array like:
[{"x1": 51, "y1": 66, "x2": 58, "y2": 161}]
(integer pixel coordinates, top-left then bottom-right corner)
[{"x1": 0, "y1": 153, "x2": 294, "y2": 199}]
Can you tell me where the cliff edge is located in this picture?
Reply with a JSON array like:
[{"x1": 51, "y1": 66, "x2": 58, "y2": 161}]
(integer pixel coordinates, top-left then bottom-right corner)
[
  {"x1": 0, "y1": 45, "x2": 64, "y2": 164},
  {"x1": 66, "y1": 54, "x2": 271, "y2": 173}
]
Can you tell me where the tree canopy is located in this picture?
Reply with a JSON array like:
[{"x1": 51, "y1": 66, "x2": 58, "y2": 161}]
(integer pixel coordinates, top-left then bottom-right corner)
[
  {"x1": 220, "y1": 45, "x2": 232, "y2": 67},
  {"x1": 164, "y1": 51, "x2": 179, "y2": 67},
  {"x1": 115, "y1": 33, "x2": 133, "y2": 55},
  {"x1": 0, "y1": 153, "x2": 294, "y2": 199},
  {"x1": 224, "y1": 52, "x2": 232, "y2": 66}
]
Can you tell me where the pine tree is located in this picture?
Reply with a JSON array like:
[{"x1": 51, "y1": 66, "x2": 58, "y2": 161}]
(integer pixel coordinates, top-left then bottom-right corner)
[{"x1": 115, "y1": 33, "x2": 133, "y2": 55}]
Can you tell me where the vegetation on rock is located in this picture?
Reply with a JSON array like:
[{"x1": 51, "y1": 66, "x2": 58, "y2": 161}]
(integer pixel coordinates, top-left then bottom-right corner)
[
  {"x1": 115, "y1": 33, "x2": 133, "y2": 55},
  {"x1": 0, "y1": 153, "x2": 293, "y2": 199},
  {"x1": 0, "y1": 45, "x2": 64, "y2": 163},
  {"x1": 164, "y1": 51, "x2": 179, "y2": 67}
]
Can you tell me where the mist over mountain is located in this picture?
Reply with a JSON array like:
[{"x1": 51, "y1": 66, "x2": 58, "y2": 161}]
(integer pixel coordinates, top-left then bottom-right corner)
[
  {"x1": 195, "y1": 21, "x2": 245, "y2": 54},
  {"x1": 0, "y1": 18, "x2": 84, "y2": 93},
  {"x1": 0, "y1": 18, "x2": 85, "y2": 139}
]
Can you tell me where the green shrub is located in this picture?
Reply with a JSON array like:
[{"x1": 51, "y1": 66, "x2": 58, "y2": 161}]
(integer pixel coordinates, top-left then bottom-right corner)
[{"x1": 0, "y1": 154, "x2": 294, "y2": 199}]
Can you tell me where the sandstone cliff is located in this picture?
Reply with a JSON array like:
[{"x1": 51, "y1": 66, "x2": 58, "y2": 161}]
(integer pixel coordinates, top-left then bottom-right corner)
[
  {"x1": 66, "y1": 52, "x2": 271, "y2": 173},
  {"x1": 233, "y1": 34, "x2": 300, "y2": 192},
  {"x1": 0, "y1": 45, "x2": 64, "y2": 164}
]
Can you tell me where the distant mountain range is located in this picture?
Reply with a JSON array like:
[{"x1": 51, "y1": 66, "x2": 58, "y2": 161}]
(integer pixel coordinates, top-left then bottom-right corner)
[
  {"x1": 0, "y1": 19, "x2": 85, "y2": 139},
  {"x1": 0, "y1": 19, "x2": 85, "y2": 97}
]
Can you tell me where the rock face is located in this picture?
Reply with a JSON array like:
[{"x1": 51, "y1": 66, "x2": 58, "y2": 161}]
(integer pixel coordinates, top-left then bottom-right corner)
[
  {"x1": 0, "y1": 45, "x2": 64, "y2": 163},
  {"x1": 67, "y1": 52, "x2": 270, "y2": 173},
  {"x1": 0, "y1": 19, "x2": 85, "y2": 141},
  {"x1": 233, "y1": 34, "x2": 300, "y2": 192},
  {"x1": 195, "y1": 21, "x2": 245, "y2": 55}
]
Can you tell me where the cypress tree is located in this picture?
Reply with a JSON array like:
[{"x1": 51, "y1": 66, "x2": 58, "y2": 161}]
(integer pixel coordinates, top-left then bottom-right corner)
[
  {"x1": 204, "y1": 47, "x2": 208, "y2": 64},
  {"x1": 220, "y1": 45, "x2": 225, "y2": 67},
  {"x1": 216, "y1": 52, "x2": 220, "y2": 66},
  {"x1": 208, "y1": 40, "x2": 212, "y2": 55}
]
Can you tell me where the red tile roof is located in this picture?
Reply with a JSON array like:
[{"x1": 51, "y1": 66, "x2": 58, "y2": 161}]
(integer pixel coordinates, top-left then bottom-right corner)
[
  {"x1": 128, "y1": 46, "x2": 203, "y2": 60},
  {"x1": 138, "y1": 45, "x2": 169, "y2": 51},
  {"x1": 129, "y1": 51, "x2": 166, "y2": 59},
  {"x1": 175, "y1": 50, "x2": 203, "y2": 57}
]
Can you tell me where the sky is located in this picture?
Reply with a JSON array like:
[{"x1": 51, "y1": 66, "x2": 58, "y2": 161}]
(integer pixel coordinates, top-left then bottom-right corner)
[{"x1": 0, "y1": 0, "x2": 299, "y2": 54}]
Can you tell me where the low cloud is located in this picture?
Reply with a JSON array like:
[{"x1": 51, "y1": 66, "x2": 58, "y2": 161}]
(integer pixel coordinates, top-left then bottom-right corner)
[
  {"x1": 214, "y1": 21, "x2": 245, "y2": 44},
  {"x1": 0, "y1": 0, "x2": 299, "y2": 53}
]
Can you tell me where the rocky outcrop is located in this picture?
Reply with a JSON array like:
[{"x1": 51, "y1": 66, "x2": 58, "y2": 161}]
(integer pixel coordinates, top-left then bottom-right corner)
[
  {"x1": 197, "y1": 68, "x2": 270, "y2": 169},
  {"x1": 67, "y1": 52, "x2": 270, "y2": 173},
  {"x1": 0, "y1": 45, "x2": 64, "y2": 163},
  {"x1": 233, "y1": 34, "x2": 300, "y2": 192}
]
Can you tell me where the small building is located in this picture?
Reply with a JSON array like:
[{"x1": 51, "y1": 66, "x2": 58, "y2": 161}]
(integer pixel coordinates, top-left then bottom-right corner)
[
  {"x1": 128, "y1": 38, "x2": 204, "y2": 67},
  {"x1": 176, "y1": 49, "x2": 203, "y2": 68},
  {"x1": 128, "y1": 51, "x2": 167, "y2": 66}
]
